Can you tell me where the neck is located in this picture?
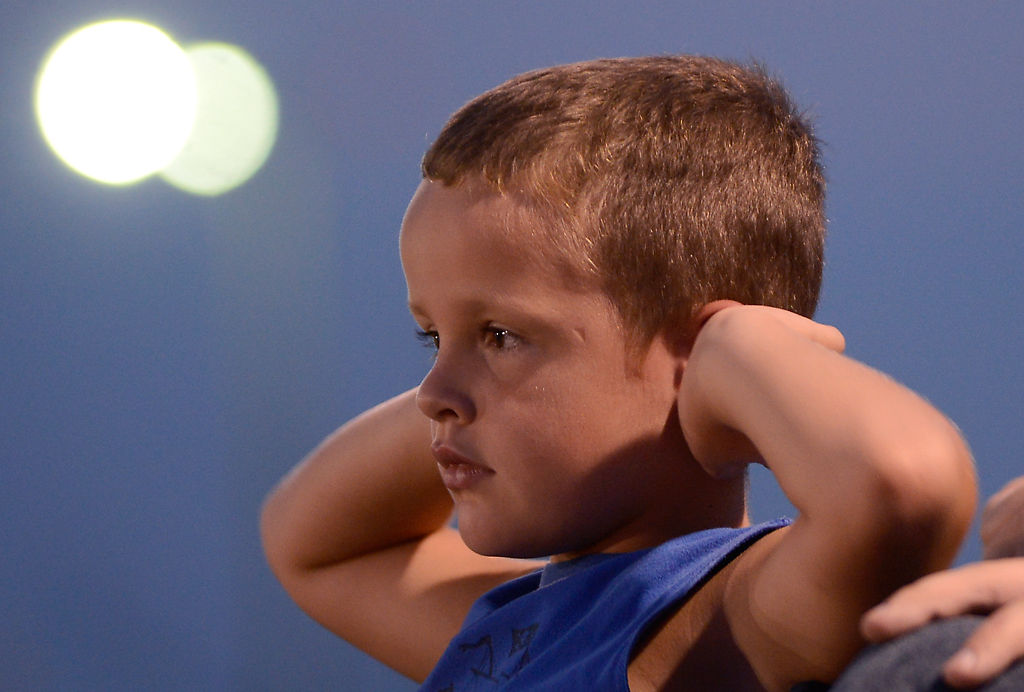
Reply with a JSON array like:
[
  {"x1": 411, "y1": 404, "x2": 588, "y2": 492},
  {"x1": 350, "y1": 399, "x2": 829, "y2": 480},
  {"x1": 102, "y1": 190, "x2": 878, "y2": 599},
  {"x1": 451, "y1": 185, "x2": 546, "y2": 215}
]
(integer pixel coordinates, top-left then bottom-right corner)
[{"x1": 552, "y1": 471, "x2": 748, "y2": 562}]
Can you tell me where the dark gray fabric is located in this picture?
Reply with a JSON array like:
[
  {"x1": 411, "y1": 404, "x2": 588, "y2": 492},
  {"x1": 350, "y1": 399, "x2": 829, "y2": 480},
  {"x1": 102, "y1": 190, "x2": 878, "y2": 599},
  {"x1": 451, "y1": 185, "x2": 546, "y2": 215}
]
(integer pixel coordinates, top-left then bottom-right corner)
[{"x1": 820, "y1": 615, "x2": 1024, "y2": 692}]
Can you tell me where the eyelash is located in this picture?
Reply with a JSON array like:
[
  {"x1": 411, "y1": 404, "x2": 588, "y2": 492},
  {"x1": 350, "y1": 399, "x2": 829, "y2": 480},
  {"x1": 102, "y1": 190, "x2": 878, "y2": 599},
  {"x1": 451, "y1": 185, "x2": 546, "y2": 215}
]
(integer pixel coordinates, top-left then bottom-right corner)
[
  {"x1": 415, "y1": 329, "x2": 439, "y2": 352},
  {"x1": 414, "y1": 326, "x2": 521, "y2": 353},
  {"x1": 483, "y1": 327, "x2": 516, "y2": 350}
]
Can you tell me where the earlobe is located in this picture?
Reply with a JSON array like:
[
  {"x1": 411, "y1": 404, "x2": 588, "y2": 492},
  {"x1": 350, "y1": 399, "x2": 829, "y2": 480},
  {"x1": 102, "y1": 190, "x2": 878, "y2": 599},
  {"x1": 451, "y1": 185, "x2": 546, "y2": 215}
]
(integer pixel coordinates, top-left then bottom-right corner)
[
  {"x1": 673, "y1": 359, "x2": 686, "y2": 392},
  {"x1": 653, "y1": 329, "x2": 691, "y2": 392}
]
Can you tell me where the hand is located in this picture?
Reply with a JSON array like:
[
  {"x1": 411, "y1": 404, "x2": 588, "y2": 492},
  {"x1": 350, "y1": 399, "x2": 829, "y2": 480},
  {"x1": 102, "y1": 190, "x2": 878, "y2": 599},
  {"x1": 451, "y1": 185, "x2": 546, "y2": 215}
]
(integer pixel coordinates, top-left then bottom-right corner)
[
  {"x1": 860, "y1": 558, "x2": 1024, "y2": 689},
  {"x1": 982, "y1": 475, "x2": 1024, "y2": 559},
  {"x1": 678, "y1": 301, "x2": 846, "y2": 478},
  {"x1": 691, "y1": 301, "x2": 846, "y2": 354}
]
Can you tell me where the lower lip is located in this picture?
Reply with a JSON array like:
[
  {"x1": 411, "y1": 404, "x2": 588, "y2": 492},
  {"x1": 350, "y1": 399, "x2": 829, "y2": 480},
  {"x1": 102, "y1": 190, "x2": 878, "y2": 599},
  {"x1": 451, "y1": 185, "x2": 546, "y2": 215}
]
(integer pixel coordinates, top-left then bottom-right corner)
[{"x1": 437, "y1": 462, "x2": 492, "y2": 491}]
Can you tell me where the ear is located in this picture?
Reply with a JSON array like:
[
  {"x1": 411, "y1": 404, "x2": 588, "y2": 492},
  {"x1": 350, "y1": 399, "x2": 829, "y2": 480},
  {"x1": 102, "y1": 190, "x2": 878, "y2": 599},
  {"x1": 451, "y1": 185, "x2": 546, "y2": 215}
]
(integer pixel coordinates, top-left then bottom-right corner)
[
  {"x1": 692, "y1": 299, "x2": 744, "y2": 333},
  {"x1": 666, "y1": 299, "x2": 745, "y2": 360}
]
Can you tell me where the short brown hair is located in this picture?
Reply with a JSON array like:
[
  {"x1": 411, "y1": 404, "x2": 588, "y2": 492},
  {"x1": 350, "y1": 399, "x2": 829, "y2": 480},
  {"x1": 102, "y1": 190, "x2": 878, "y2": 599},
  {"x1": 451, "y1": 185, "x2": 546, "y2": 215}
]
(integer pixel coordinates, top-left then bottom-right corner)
[{"x1": 423, "y1": 55, "x2": 825, "y2": 347}]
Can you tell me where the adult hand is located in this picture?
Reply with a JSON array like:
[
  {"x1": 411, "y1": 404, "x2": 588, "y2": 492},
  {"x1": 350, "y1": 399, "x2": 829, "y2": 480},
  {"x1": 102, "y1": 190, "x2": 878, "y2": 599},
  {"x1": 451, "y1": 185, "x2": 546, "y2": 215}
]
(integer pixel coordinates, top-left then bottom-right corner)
[
  {"x1": 860, "y1": 474, "x2": 1024, "y2": 689},
  {"x1": 860, "y1": 559, "x2": 1024, "y2": 689}
]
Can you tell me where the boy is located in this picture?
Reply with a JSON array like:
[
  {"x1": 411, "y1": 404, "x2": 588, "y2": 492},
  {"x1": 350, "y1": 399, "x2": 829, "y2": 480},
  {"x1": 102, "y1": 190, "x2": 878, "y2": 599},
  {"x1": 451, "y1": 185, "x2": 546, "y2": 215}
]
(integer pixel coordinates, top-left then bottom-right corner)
[{"x1": 261, "y1": 56, "x2": 976, "y2": 690}]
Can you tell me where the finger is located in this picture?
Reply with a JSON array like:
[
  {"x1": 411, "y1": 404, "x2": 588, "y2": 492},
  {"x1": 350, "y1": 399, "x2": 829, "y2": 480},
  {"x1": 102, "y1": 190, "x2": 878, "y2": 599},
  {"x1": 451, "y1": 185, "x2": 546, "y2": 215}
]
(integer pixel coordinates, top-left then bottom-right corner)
[
  {"x1": 726, "y1": 304, "x2": 846, "y2": 353},
  {"x1": 750, "y1": 305, "x2": 845, "y2": 353},
  {"x1": 813, "y1": 322, "x2": 845, "y2": 354},
  {"x1": 861, "y1": 583, "x2": 958, "y2": 641},
  {"x1": 861, "y1": 560, "x2": 1024, "y2": 641},
  {"x1": 943, "y1": 598, "x2": 1024, "y2": 688}
]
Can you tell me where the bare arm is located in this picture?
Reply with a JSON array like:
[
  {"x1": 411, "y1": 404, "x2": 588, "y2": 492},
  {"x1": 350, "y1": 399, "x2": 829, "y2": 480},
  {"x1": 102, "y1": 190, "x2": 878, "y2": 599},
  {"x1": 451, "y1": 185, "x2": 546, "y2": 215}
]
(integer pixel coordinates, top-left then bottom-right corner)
[
  {"x1": 260, "y1": 389, "x2": 540, "y2": 681},
  {"x1": 678, "y1": 304, "x2": 977, "y2": 689}
]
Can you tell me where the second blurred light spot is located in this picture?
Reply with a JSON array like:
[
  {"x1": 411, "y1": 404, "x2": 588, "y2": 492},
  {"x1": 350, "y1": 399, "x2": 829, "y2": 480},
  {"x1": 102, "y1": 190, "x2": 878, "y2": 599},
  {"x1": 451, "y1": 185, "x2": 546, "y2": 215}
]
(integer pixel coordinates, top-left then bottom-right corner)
[{"x1": 160, "y1": 43, "x2": 279, "y2": 196}]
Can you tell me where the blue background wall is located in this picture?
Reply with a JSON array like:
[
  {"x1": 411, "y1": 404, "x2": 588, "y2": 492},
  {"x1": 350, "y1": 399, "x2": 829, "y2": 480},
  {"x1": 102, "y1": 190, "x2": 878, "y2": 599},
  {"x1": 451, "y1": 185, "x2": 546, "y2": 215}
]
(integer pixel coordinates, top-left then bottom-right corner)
[{"x1": 2, "y1": 2, "x2": 1021, "y2": 689}]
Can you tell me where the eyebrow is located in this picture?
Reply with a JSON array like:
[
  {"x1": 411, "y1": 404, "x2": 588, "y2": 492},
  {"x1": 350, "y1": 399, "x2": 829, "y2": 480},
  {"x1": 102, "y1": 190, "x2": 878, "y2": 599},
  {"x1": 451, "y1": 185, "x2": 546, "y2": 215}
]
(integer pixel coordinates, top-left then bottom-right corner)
[
  {"x1": 407, "y1": 301, "x2": 429, "y2": 321},
  {"x1": 410, "y1": 285, "x2": 537, "y2": 311}
]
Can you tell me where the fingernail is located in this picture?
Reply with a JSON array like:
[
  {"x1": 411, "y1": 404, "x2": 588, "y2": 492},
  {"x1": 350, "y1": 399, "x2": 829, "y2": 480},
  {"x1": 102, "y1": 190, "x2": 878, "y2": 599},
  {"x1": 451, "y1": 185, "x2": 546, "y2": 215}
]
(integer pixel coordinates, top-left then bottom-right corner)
[
  {"x1": 947, "y1": 648, "x2": 977, "y2": 674},
  {"x1": 864, "y1": 601, "x2": 888, "y2": 617},
  {"x1": 863, "y1": 604, "x2": 892, "y2": 626}
]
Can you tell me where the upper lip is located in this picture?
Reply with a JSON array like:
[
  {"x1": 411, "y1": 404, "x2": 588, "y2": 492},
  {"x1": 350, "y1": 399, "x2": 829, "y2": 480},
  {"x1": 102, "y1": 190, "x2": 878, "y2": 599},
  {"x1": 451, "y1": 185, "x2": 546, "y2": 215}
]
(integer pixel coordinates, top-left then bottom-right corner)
[{"x1": 431, "y1": 442, "x2": 490, "y2": 470}]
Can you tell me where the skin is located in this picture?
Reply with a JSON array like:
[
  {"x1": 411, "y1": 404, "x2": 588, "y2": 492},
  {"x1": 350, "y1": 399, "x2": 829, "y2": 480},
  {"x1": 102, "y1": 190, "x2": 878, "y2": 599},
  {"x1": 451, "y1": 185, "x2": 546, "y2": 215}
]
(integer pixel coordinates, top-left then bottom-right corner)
[
  {"x1": 403, "y1": 179, "x2": 746, "y2": 562},
  {"x1": 262, "y1": 179, "x2": 977, "y2": 690},
  {"x1": 861, "y1": 477, "x2": 1024, "y2": 689},
  {"x1": 982, "y1": 476, "x2": 1024, "y2": 560}
]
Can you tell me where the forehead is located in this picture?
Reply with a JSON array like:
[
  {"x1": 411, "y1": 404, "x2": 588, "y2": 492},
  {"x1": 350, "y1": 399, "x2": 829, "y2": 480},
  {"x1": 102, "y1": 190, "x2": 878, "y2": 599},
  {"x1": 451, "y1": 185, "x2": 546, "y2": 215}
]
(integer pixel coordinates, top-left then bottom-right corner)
[
  {"x1": 400, "y1": 180, "x2": 605, "y2": 319},
  {"x1": 401, "y1": 180, "x2": 537, "y2": 258},
  {"x1": 402, "y1": 181, "x2": 561, "y2": 280}
]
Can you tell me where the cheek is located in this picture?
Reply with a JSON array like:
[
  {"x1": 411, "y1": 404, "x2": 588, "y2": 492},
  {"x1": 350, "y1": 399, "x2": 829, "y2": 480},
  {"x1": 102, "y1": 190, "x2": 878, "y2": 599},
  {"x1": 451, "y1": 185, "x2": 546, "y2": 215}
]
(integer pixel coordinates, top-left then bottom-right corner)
[
  {"x1": 494, "y1": 396, "x2": 629, "y2": 484},
  {"x1": 559, "y1": 375, "x2": 668, "y2": 443},
  {"x1": 486, "y1": 358, "x2": 671, "y2": 477},
  {"x1": 465, "y1": 386, "x2": 668, "y2": 557}
]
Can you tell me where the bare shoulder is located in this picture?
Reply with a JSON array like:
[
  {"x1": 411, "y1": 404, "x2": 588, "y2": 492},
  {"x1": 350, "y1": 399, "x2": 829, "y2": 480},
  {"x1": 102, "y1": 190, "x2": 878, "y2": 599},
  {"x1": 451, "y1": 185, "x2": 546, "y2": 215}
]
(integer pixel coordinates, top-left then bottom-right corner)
[
  {"x1": 719, "y1": 526, "x2": 814, "y2": 689},
  {"x1": 283, "y1": 527, "x2": 543, "y2": 682},
  {"x1": 628, "y1": 530, "x2": 790, "y2": 692},
  {"x1": 722, "y1": 522, "x2": 866, "y2": 691}
]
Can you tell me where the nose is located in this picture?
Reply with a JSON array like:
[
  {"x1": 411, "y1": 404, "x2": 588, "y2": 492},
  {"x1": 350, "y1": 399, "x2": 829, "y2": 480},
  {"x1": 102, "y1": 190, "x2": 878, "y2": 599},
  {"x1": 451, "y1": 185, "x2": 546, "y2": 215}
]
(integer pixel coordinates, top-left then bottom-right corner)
[{"x1": 415, "y1": 354, "x2": 476, "y2": 424}]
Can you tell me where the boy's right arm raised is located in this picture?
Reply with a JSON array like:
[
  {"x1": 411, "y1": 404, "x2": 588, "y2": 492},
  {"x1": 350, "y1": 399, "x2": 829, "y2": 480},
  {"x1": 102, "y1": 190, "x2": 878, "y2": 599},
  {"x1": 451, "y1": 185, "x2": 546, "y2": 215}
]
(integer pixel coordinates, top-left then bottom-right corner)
[
  {"x1": 260, "y1": 388, "x2": 539, "y2": 681},
  {"x1": 679, "y1": 304, "x2": 977, "y2": 690}
]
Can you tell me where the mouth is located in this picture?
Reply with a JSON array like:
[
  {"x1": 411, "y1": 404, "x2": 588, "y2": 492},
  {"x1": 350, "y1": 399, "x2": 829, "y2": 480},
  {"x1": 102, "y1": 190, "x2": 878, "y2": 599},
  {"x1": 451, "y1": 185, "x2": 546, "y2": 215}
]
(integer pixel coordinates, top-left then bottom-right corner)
[{"x1": 431, "y1": 443, "x2": 493, "y2": 491}]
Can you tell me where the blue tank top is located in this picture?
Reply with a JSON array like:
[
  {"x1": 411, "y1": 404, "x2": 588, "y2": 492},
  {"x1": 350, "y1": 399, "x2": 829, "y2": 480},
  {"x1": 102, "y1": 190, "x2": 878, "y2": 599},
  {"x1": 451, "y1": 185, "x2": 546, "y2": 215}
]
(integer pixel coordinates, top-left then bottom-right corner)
[{"x1": 419, "y1": 519, "x2": 789, "y2": 691}]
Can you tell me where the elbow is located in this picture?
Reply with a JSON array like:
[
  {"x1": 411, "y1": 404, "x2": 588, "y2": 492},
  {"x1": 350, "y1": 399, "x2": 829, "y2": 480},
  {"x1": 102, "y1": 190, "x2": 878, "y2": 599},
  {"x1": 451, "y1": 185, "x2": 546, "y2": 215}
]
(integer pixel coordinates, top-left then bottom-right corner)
[
  {"x1": 259, "y1": 490, "x2": 285, "y2": 577},
  {"x1": 259, "y1": 485, "x2": 302, "y2": 585},
  {"x1": 862, "y1": 417, "x2": 977, "y2": 565}
]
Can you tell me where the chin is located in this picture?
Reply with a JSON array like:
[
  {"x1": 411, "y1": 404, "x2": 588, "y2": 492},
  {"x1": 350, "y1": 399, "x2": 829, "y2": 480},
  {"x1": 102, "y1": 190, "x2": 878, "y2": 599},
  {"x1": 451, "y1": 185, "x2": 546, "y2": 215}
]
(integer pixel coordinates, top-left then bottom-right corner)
[{"x1": 457, "y1": 517, "x2": 553, "y2": 560}]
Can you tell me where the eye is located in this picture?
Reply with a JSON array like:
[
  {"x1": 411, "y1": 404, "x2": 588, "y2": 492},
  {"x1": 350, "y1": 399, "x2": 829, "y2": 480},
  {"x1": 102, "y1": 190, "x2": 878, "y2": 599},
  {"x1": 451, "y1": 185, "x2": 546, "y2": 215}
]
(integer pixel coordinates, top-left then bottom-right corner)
[
  {"x1": 415, "y1": 328, "x2": 439, "y2": 352},
  {"x1": 483, "y1": 326, "x2": 521, "y2": 351}
]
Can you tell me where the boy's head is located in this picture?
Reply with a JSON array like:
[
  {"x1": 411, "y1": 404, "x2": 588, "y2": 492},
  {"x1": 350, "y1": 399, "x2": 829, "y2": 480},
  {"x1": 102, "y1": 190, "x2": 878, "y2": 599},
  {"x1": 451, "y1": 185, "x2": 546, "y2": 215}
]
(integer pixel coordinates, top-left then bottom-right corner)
[{"x1": 422, "y1": 55, "x2": 825, "y2": 350}]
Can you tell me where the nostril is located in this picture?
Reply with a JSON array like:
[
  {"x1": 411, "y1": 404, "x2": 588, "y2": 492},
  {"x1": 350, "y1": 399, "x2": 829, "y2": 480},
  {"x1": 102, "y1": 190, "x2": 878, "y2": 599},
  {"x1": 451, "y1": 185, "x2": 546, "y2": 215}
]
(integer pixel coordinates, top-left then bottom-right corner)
[
  {"x1": 436, "y1": 407, "x2": 459, "y2": 423},
  {"x1": 416, "y1": 359, "x2": 475, "y2": 424},
  {"x1": 419, "y1": 391, "x2": 474, "y2": 425},
  {"x1": 416, "y1": 384, "x2": 459, "y2": 423}
]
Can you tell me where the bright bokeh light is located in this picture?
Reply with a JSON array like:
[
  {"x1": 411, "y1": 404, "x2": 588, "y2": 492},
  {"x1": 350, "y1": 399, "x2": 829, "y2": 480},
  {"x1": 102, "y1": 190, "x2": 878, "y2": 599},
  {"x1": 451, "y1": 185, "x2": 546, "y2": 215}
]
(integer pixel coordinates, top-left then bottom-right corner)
[
  {"x1": 35, "y1": 20, "x2": 197, "y2": 185},
  {"x1": 159, "y1": 43, "x2": 279, "y2": 196}
]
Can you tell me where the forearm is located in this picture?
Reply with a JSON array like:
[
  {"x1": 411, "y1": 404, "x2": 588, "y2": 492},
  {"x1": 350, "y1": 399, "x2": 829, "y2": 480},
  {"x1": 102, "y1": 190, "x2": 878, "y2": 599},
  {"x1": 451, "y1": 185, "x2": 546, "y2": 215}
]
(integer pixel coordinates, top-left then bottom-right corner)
[
  {"x1": 260, "y1": 388, "x2": 453, "y2": 577},
  {"x1": 689, "y1": 308, "x2": 978, "y2": 687},
  {"x1": 685, "y1": 308, "x2": 975, "y2": 557}
]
